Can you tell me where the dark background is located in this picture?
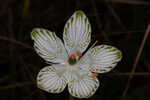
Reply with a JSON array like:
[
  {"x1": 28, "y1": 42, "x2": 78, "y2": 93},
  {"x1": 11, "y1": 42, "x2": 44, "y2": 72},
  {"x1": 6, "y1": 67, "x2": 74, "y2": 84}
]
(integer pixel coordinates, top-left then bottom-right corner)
[{"x1": 0, "y1": 0, "x2": 150, "y2": 100}]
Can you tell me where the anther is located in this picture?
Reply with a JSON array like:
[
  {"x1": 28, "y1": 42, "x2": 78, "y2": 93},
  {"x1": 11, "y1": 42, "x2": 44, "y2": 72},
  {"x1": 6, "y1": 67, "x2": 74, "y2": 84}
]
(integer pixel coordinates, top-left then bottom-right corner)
[
  {"x1": 77, "y1": 51, "x2": 82, "y2": 57},
  {"x1": 71, "y1": 54, "x2": 76, "y2": 59},
  {"x1": 96, "y1": 40, "x2": 99, "y2": 44},
  {"x1": 92, "y1": 72, "x2": 98, "y2": 77}
]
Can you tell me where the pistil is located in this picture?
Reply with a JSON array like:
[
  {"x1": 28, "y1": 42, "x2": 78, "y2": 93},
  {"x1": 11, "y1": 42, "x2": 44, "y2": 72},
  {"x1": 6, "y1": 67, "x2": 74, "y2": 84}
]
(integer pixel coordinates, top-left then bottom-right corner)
[{"x1": 68, "y1": 54, "x2": 77, "y2": 65}]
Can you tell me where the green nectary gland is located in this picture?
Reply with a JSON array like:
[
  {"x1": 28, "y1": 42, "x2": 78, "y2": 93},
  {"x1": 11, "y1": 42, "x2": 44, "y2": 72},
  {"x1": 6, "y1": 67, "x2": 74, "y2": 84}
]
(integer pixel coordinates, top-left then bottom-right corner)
[{"x1": 68, "y1": 57, "x2": 77, "y2": 65}]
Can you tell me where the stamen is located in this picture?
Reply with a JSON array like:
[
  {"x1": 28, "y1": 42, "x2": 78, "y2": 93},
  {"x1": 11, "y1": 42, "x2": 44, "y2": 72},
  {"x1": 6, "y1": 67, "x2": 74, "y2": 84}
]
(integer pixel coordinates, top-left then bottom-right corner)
[
  {"x1": 92, "y1": 72, "x2": 98, "y2": 77},
  {"x1": 89, "y1": 40, "x2": 99, "y2": 50},
  {"x1": 96, "y1": 40, "x2": 99, "y2": 44},
  {"x1": 77, "y1": 51, "x2": 82, "y2": 57},
  {"x1": 71, "y1": 54, "x2": 76, "y2": 59},
  {"x1": 77, "y1": 40, "x2": 99, "y2": 64}
]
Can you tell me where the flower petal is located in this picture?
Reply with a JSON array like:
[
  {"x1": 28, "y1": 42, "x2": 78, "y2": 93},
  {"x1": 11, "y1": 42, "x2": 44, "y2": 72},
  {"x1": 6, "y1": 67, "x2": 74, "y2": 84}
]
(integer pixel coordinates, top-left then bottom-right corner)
[
  {"x1": 63, "y1": 71, "x2": 77, "y2": 83},
  {"x1": 37, "y1": 65, "x2": 67, "y2": 93},
  {"x1": 31, "y1": 28, "x2": 68, "y2": 63},
  {"x1": 80, "y1": 45, "x2": 122, "y2": 73},
  {"x1": 68, "y1": 72, "x2": 99, "y2": 98},
  {"x1": 63, "y1": 11, "x2": 91, "y2": 55}
]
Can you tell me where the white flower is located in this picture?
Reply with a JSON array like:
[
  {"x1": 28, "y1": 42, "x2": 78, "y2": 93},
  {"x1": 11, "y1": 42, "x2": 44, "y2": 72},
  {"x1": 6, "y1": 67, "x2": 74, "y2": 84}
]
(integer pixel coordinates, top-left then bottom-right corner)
[{"x1": 31, "y1": 11, "x2": 122, "y2": 98}]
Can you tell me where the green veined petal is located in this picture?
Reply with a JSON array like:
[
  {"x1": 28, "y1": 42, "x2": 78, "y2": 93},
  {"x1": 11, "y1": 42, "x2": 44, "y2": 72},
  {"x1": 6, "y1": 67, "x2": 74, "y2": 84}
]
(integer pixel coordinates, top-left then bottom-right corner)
[
  {"x1": 31, "y1": 28, "x2": 67, "y2": 63},
  {"x1": 37, "y1": 65, "x2": 67, "y2": 93},
  {"x1": 63, "y1": 11, "x2": 91, "y2": 55}
]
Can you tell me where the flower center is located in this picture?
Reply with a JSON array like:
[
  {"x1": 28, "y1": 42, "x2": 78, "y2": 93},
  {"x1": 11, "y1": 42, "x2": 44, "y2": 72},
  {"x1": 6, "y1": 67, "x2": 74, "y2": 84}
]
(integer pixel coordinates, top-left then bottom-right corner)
[
  {"x1": 68, "y1": 51, "x2": 82, "y2": 65},
  {"x1": 68, "y1": 54, "x2": 77, "y2": 65}
]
